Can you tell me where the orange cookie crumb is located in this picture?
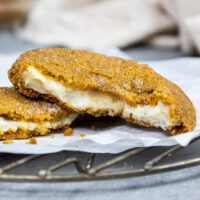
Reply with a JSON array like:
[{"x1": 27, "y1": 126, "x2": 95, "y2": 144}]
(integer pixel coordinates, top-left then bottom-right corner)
[
  {"x1": 51, "y1": 135, "x2": 55, "y2": 139},
  {"x1": 3, "y1": 140, "x2": 14, "y2": 144},
  {"x1": 80, "y1": 133, "x2": 86, "y2": 137},
  {"x1": 64, "y1": 128, "x2": 74, "y2": 136},
  {"x1": 26, "y1": 137, "x2": 37, "y2": 144},
  {"x1": 11, "y1": 163, "x2": 16, "y2": 167}
]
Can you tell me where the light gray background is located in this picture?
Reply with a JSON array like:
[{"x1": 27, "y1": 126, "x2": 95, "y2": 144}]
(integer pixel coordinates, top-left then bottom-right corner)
[{"x1": 0, "y1": 28, "x2": 199, "y2": 200}]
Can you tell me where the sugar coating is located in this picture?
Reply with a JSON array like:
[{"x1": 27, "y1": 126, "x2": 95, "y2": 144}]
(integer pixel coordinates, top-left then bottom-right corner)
[
  {"x1": 8, "y1": 48, "x2": 196, "y2": 134},
  {"x1": 0, "y1": 87, "x2": 78, "y2": 139},
  {"x1": 0, "y1": 87, "x2": 69, "y2": 122}
]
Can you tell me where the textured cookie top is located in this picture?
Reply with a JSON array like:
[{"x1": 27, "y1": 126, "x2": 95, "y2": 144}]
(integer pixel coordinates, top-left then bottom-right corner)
[
  {"x1": 0, "y1": 87, "x2": 69, "y2": 122},
  {"x1": 8, "y1": 48, "x2": 196, "y2": 134}
]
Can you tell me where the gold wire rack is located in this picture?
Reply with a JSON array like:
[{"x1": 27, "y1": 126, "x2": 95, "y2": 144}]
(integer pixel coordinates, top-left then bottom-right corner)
[{"x1": 0, "y1": 135, "x2": 200, "y2": 182}]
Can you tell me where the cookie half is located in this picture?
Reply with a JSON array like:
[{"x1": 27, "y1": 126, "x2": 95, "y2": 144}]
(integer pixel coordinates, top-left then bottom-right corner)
[
  {"x1": 0, "y1": 87, "x2": 78, "y2": 139},
  {"x1": 9, "y1": 48, "x2": 196, "y2": 135}
]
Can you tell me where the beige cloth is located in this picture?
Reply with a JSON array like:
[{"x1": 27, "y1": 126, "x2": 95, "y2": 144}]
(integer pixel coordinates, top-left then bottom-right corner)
[
  {"x1": 17, "y1": 0, "x2": 200, "y2": 54},
  {"x1": 160, "y1": 0, "x2": 200, "y2": 54}
]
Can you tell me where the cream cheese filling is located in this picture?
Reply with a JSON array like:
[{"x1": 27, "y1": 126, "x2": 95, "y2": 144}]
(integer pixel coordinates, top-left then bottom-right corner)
[
  {"x1": 22, "y1": 67, "x2": 175, "y2": 130},
  {"x1": 0, "y1": 113, "x2": 78, "y2": 132}
]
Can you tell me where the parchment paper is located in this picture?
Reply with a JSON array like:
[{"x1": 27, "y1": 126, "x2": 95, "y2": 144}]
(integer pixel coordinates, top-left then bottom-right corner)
[{"x1": 0, "y1": 49, "x2": 199, "y2": 154}]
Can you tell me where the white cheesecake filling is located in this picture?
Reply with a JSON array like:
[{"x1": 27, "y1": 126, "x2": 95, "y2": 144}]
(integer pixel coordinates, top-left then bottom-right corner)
[
  {"x1": 22, "y1": 67, "x2": 176, "y2": 130},
  {"x1": 0, "y1": 113, "x2": 78, "y2": 132}
]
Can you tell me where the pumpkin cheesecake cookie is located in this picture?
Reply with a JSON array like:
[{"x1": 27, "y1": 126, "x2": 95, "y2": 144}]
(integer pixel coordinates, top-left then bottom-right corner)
[
  {"x1": 0, "y1": 87, "x2": 78, "y2": 139},
  {"x1": 8, "y1": 48, "x2": 196, "y2": 135}
]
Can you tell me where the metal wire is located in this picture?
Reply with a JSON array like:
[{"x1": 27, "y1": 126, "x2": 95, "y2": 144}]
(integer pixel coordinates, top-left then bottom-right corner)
[{"x1": 0, "y1": 135, "x2": 200, "y2": 182}]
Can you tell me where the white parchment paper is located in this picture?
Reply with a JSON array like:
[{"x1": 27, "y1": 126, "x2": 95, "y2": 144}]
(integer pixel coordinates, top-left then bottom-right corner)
[{"x1": 0, "y1": 50, "x2": 199, "y2": 154}]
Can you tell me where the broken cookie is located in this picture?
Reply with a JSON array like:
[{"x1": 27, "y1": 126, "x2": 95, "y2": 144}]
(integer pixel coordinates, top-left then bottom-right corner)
[
  {"x1": 0, "y1": 87, "x2": 78, "y2": 139},
  {"x1": 8, "y1": 48, "x2": 196, "y2": 135}
]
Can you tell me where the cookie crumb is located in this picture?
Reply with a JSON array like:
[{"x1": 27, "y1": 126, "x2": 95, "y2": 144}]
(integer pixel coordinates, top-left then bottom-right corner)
[
  {"x1": 26, "y1": 137, "x2": 37, "y2": 144},
  {"x1": 80, "y1": 133, "x2": 86, "y2": 137},
  {"x1": 91, "y1": 125, "x2": 95, "y2": 130},
  {"x1": 3, "y1": 140, "x2": 14, "y2": 144},
  {"x1": 64, "y1": 127, "x2": 74, "y2": 136},
  {"x1": 51, "y1": 135, "x2": 54, "y2": 139},
  {"x1": 11, "y1": 163, "x2": 16, "y2": 167}
]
